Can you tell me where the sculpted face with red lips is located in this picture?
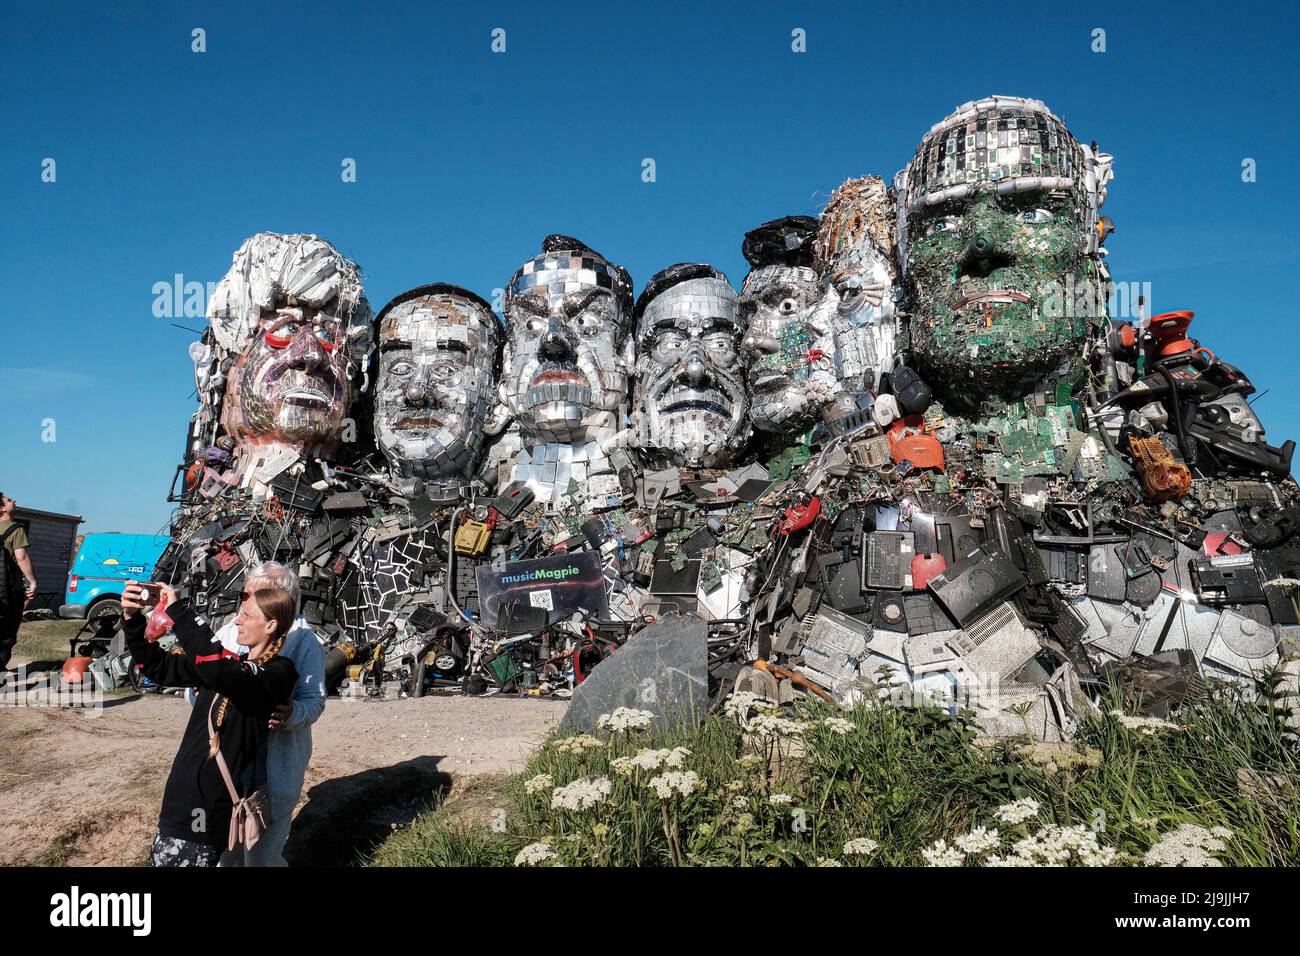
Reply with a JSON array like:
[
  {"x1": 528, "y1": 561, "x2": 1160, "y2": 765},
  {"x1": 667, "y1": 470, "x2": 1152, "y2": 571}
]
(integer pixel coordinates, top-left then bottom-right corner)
[{"x1": 221, "y1": 301, "x2": 352, "y2": 451}]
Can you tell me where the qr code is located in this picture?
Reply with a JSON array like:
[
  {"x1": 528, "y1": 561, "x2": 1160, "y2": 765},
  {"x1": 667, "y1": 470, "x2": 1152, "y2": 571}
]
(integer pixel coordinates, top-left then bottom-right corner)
[{"x1": 529, "y1": 589, "x2": 554, "y2": 611}]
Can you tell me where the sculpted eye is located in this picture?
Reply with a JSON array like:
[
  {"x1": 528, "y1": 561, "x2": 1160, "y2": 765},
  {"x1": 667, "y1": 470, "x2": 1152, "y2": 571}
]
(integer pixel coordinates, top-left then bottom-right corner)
[
  {"x1": 1019, "y1": 208, "x2": 1053, "y2": 224},
  {"x1": 924, "y1": 217, "x2": 960, "y2": 236},
  {"x1": 389, "y1": 361, "x2": 414, "y2": 376},
  {"x1": 778, "y1": 297, "x2": 799, "y2": 315},
  {"x1": 526, "y1": 317, "x2": 546, "y2": 336},
  {"x1": 656, "y1": 333, "x2": 685, "y2": 353}
]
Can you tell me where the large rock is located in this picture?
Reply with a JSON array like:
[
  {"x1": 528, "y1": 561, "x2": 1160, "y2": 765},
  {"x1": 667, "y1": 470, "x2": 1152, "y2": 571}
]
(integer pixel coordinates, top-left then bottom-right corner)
[{"x1": 560, "y1": 615, "x2": 709, "y2": 734}]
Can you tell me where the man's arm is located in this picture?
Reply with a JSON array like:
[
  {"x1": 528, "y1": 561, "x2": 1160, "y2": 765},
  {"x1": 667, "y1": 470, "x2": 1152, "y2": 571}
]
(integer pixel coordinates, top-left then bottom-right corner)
[
  {"x1": 13, "y1": 547, "x2": 35, "y2": 608},
  {"x1": 276, "y1": 628, "x2": 326, "y2": 732}
]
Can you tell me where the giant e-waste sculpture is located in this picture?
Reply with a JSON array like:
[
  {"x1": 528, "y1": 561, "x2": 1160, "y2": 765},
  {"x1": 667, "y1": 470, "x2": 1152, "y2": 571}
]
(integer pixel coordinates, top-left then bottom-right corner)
[{"x1": 147, "y1": 96, "x2": 1299, "y2": 734}]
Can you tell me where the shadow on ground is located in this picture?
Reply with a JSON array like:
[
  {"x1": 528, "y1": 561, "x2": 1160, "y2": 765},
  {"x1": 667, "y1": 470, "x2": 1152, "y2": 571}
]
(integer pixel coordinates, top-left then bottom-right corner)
[{"x1": 283, "y1": 756, "x2": 452, "y2": 866}]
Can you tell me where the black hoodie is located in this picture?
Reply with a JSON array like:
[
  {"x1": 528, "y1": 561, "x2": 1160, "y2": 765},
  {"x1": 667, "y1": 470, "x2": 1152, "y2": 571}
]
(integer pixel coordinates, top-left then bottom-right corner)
[{"x1": 124, "y1": 600, "x2": 297, "y2": 846}]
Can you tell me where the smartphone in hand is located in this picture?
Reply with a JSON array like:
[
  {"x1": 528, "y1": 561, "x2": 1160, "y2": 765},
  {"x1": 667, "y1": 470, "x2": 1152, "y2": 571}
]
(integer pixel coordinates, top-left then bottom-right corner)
[{"x1": 138, "y1": 583, "x2": 164, "y2": 607}]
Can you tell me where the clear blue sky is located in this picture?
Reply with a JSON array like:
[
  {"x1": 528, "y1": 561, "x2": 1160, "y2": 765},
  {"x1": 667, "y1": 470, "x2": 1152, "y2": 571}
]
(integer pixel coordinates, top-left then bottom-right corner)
[{"x1": 3, "y1": 0, "x2": 1297, "y2": 533}]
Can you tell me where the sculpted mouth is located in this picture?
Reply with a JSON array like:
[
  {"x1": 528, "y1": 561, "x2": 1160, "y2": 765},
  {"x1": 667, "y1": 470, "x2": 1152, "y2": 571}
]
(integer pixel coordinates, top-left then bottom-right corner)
[
  {"x1": 659, "y1": 388, "x2": 732, "y2": 417},
  {"x1": 950, "y1": 289, "x2": 1031, "y2": 312},
  {"x1": 391, "y1": 415, "x2": 446, "y2": 430},
  {"x1": 281, "y1": 387, "x2": 331, "y2": 407},
  {"x1": 526, "y1": 366, "x2": 592, "y2": 410},
  {"x1": 530, "y1": 368, "x2": 587, "y2": 388}
]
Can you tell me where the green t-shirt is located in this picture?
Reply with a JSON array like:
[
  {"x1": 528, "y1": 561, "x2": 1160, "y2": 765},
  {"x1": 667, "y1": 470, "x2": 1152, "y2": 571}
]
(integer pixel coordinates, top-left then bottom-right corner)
[{"x1": 0, "y1": 519, "x2": 29, "y2": 557}]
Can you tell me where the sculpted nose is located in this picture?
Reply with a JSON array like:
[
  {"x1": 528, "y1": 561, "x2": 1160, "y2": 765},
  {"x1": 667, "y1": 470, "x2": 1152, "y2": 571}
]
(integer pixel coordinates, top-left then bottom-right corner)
[
  {"x1": 540, "y1": 321, "x2": 575, "y2": 362},
  {"x1": 969, "y1": 233, "x2": 995, "y2": 258},
  {"x1": 285, "y1": 330, "x2": 327, "y2": 372},
  {"x1": 404, "y1": 366, "x2": 433, "y2": 405},
  {"x1": 677, "y1": 354, "x2": 711, "y2": 387}
]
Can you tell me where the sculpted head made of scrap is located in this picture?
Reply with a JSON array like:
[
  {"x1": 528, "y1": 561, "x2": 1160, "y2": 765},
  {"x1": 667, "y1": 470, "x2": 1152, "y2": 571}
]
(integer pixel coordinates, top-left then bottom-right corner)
[
  {"x1": 502, "y1": 235, "x2": 634, "y2": 444},
  {"x1": 209, "y1": 233, "x2": 373, "y2": 455},
  {"x1": 738, "y1": 216, "x2": 837, "y2": 434},
  {"x1": 895, "y1": 95, "x2": 1113, "y2": 400},
  {"x1": 373, "y1": 285, "x2": 500, "y2": 480},
  {"x1": 633, "y1": 264, "x2": 747, "y2": 468},
  {"x1": 812, "y1": 176, "x2": 900, "y2": 397}
]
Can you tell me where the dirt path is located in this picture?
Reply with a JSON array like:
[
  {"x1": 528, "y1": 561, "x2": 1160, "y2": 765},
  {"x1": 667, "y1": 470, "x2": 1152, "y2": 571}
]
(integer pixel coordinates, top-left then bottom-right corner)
[{"x1": 0, "y1": 664, "x2": 567, "y2": 866}]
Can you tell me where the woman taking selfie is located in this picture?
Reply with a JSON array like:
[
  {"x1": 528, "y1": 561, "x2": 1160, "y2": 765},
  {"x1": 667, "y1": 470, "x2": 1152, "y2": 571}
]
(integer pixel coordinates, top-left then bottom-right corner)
[{"x1": 121, "y1": 581, "x2": 298, "y2": 867}]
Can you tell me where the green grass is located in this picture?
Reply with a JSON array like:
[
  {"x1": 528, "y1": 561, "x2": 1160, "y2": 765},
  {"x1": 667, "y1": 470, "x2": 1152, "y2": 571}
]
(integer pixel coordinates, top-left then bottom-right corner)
[
  {"x1": 368, "y1": 671, "x2": 1300, "y2": 868},
  {"x1": 13, "y1": 618, "x2": 84, "y2": 663}
]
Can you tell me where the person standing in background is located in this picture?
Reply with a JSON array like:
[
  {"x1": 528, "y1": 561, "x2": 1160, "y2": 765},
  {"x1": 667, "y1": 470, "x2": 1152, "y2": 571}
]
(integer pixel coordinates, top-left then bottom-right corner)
[{"x1": 0, "y1": 492, "x2": 38, "y2": 676}]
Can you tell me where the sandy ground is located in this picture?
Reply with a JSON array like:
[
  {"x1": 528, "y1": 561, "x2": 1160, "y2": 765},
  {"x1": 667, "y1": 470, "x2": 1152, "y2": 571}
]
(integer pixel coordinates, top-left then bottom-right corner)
[{"x1": 0, "y1": 654, "x2": 567, "y2": 866}]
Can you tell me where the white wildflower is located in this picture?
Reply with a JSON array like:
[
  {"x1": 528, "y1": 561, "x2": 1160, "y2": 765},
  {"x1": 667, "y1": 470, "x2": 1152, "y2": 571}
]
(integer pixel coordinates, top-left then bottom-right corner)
[
  {"x1": 954, "y1": 826, "x2": 1001, "y2": 855},
  {"x1": 723, "y1": 691, "x2": 764, "y2": 720},
  {"x1": 921, "y1": 839, "x2": 964, "y2": 867},
  {"x1": 768, "y1": 793, "x2": 794, "y2": 806},
  {"x1": 523, "y1": 773, "x2": 553, "y2": 795},
  {"x1": 993, "y1": 797, "x2": 1041, "y2": 825},
  {"x1": 514, "y1": 842, "x2": 556, "y2": 866},
  {"x1": 731, "y1": 795, "x2": 749, "y2": 810},
  {"x1": 738, "y1": 754, "x2": 764, "y2": 769},
  {"x1": 745, "y1": 713, "x2": 807, "y2": 738},
  {"x1": 821, "y1": 717, "x2": 854, "y2": 735},
  {"x1": 596, "y1": 707, "x2": 655, "y2": 733},
  {"x1": 842, "y1": 837, "x2": 879, "y2": 856},
  {"x1": 550, "y1": 777, "x2": 613, "y2": 812},
  {"x1": 1143, "y1": 824, "x2": 1234, "y2": 867},
  {"x1": 625, "y1": 746, "x2": 692, "y2": 773},
  {"x1": 816, "y1": 857, "x2": 844, "y2": 867},
  {"x1": 1109, "y1": 709, "x2": 1181, "y2": 736},
  {"x1": 647, "y1": 770, "x2": 703, "y2": 799},
  {"x1": 1007, "y1": 824, "x2": 1118, "y2": 867},
  {"x1": 610, "y1": 756, "x2": 636, "y2": 777},
  {"x1": 551, "y1": 733, "x2": 605, "y2": 754}
]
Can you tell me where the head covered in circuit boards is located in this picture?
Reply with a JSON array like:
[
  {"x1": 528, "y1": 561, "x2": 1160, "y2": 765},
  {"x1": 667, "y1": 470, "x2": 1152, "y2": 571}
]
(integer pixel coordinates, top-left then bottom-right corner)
[
  {"x1": 812, "y1": 176, "x2": 900, "y2": 396},
  {"x1": 502, "y1": 235, "x2": 634, "y2": 443},
  {"x1": 632, "y1": 263, "x2": 747, "y2": 468},
  {"x1": 738, "y1": 216, "x2": 838, "y2": 434},
  {"x1": 894, "y1": 95, "x2": 1114, "y2": 400},
  {"x1": 206, "y1": 232, "x2": 373, "y2": 455},
  {"x1": 373, "y1": 284, "x2": 501, "y2": 480}
]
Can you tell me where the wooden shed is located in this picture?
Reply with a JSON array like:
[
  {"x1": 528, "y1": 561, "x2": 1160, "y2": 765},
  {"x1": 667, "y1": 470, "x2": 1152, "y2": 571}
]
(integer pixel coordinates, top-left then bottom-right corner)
[{"x1": 11, "y1": 506, "x2": 83, "y2": 613}]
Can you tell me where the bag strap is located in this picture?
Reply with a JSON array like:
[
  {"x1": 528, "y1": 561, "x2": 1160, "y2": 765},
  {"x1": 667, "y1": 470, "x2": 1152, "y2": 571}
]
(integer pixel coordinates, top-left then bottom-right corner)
[
  {"x1": 0, "y1": 525, "x2": 19, "y2": 546},
  {"x1": 206, "y1": 696, "x2": 243, "y2": 805}
]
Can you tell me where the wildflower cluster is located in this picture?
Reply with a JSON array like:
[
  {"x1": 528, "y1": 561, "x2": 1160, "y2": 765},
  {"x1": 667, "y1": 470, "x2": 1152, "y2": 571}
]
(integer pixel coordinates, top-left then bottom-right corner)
[
  {"x1": 523, "y1": 773, "x2": 553, "y2": 795},
  {"x1": 596, "y1": 708, "x2": 655, "y2": 733},
  {"x1": 821, "y1": 717, "x2": 854, "y2": 735},
  {"x1": 514, "y1": 842, "x2": 556, "y2": 866},
  {"x1": 550, "y1": 777, "x2": 613, "y2": 812},
  {"x1": 1109, "y1": 710, "x2": 1181, "y2": 736},
  {"x1": 551, "y1": 733, "x2": 605, "y2": 754},
  {"x1": 1143, "y1": 824, "x2": 1234, "y2": 867},
  {"x1": 624, "y1": 747, "x2": 691, "y2": 774},
  {"x1": 745, "y1": 713, "x2": 808, "y2": 738},
  {"x1": 647, "y1": 770, "x2": 703, "y2": 800},
  {"x1": 992, "y1": 797, "x2": 1041, "y2": 825},
  {"x1": 988, "y1": 825, "x2": 1117, "y2": 867},
  {"x1": 842, "y1": 837, "x2": 878, "y2": 857},
  {"x1": 921, "y1": 839, "x2": 964, "y2": 867}
]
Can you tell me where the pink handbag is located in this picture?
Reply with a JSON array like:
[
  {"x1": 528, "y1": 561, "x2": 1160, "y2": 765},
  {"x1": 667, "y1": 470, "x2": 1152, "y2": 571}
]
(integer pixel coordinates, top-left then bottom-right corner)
[{"x1": 207, "y1": 697, "x2": 271, "y2": 852}]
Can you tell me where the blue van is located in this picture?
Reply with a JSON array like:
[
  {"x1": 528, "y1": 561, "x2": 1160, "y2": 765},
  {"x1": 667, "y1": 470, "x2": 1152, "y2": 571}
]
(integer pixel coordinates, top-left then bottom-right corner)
[{"x1": 60, "y1": 532, "x2": 170, "y2": 621}]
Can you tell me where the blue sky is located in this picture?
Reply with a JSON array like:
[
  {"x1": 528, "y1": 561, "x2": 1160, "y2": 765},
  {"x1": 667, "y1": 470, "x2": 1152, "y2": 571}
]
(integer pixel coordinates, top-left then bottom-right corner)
[{"x1": 2, "y1": 0, "x2": 1298, "y2": 532}]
